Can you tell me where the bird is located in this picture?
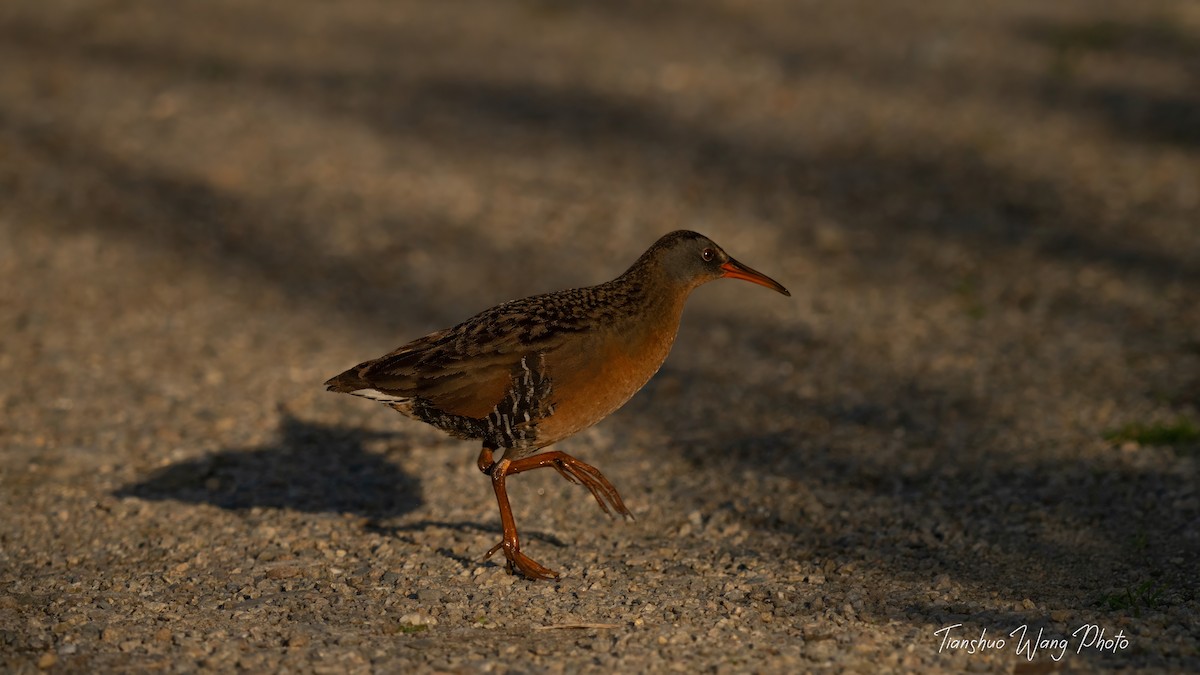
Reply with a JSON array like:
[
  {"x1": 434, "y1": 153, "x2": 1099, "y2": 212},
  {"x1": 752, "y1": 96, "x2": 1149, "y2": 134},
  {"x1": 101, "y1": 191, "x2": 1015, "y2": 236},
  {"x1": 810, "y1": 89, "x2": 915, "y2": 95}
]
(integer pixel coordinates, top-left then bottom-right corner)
[{"x1": 325, "y1": 230, "x2": 789, "y2": 580}]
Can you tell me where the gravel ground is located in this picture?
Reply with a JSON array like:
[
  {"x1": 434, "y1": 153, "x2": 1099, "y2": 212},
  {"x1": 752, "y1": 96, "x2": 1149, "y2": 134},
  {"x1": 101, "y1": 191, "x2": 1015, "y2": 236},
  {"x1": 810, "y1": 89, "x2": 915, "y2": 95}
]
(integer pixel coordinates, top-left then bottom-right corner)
[{"x1": 2, "y1": 0, "x2": 1198, "y2": 672}]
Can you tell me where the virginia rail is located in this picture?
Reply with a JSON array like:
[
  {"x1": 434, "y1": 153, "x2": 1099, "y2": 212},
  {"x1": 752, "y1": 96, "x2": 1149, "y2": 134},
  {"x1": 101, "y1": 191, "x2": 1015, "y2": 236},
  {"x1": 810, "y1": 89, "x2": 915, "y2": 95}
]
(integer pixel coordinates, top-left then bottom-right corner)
[{"x1": 325, "y1": 230, "x2": 789, "y2": 580}]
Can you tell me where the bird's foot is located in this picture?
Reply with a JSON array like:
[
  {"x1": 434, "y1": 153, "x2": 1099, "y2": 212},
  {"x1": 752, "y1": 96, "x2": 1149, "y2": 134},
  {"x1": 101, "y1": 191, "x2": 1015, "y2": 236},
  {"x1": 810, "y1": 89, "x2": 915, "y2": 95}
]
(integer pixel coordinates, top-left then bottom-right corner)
[
  {"x1": 507, "y1": 451, "x2": 634, "y2": 521},
  {"x1": 553, "y1": 455, "x2": 633, "y2": 520},
  {"x1": 481, "y1": 540, "x2": 560, "y2": 581}
]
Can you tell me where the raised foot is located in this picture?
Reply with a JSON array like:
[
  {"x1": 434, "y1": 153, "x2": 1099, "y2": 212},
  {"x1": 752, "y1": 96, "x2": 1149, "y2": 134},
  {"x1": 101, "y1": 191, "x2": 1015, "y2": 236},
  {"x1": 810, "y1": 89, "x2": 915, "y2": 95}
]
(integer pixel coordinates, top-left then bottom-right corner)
[
  {"x1": 508, "y1": 451, "x2": 634, "y2": 521},
  {"x1": 482, "y1": 540, "x2": 560, "y2": 581}
]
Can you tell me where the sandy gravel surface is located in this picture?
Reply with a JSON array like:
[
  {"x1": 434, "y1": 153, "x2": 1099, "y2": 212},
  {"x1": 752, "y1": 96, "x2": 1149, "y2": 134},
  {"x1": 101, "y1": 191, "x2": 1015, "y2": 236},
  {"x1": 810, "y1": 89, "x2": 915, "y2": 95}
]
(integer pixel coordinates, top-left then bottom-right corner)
[{"x1": 2, "y1": 0, "x2": 1198, "y2": 672}]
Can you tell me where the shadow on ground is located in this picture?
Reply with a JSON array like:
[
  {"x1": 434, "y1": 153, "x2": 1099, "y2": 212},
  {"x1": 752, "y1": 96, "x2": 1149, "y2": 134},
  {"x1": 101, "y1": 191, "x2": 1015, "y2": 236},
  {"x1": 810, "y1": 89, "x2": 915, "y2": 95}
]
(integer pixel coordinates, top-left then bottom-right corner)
[
  {"x1": 1020, "y1": 14, "x2": 1200, "y2": 147},
  {"x1": 632, "y1": 316, "x2": 1199, "y2": 610},
  {"x1": 116, "y1": 415, "x2": 423, "y2": 519}
]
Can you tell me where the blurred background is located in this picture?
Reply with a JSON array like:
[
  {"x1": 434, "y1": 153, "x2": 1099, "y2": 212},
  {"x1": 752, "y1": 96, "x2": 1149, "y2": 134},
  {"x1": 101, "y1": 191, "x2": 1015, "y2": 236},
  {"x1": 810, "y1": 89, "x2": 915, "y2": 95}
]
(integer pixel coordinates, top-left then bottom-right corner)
[{"x1": 1, "y1": 0, "x2": 1197, "y2": 671}]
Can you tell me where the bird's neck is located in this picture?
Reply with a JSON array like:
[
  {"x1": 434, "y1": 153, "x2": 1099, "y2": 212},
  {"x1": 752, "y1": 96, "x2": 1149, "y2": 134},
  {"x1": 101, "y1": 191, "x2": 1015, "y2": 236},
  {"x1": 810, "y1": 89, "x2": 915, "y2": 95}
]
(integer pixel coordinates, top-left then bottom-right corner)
[
  {"x1": 617, "y1": 247, "x2": 697, "y2": 297},
  {"x1": 608, "y1": 263, "x2": 692, "y2": 341}
]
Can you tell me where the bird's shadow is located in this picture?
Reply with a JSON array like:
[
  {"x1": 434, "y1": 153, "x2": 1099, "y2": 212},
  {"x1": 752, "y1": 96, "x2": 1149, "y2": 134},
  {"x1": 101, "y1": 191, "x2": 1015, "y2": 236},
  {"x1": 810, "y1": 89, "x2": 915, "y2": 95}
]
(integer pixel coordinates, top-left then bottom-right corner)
[
  {"x1": 115, "y1": 414, "x2": 569, "y2": 567},
  {"x1": 365, "y1": 519, "x2": 567, "y2": 547},
  {"x1": 115, "y1": 414, "x2": 423, "y2": 518},
  {"x1": 364, "y1": 520, "x2": 569, "y2": 571}
]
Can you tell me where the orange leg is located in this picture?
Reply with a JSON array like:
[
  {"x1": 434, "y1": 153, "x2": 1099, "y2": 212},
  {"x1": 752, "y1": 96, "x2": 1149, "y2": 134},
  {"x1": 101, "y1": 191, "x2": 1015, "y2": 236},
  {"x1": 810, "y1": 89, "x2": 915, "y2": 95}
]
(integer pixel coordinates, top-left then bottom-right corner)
[
  {"x1": 506, "y1": 451, "x2": 633, "y2": 520},
  {"x1": 477, "y1": 445, "x2": 497, "y2": 474},
  {"x1": 482, "y1": 455, "x2": 561, "y2": 580},
  {"x1": 475, "y1": 446, "x2": 632, "y2": 581}
]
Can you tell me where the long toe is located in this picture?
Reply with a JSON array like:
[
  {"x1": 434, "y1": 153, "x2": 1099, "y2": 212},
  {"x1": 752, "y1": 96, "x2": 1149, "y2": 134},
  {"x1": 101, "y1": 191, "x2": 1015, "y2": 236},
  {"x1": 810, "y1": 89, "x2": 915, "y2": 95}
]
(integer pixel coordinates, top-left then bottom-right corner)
[
  {"x1": 508, "y1": 550, "x2": 560, "y2": 581},
  {"x1": 480, "y1": 541, "x2": 560, "y2": 580},
  {"x1": 481, "y1": 541, "x2": 505, "y2": 561},
  {"x1": 556, "y1": 460, "x2": 633, "y2": 520}
]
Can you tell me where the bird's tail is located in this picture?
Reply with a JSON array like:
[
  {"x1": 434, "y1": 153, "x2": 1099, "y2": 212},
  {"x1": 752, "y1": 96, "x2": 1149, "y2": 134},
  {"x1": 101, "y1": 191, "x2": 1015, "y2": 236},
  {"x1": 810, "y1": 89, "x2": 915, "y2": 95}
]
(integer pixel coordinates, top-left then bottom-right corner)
[{"x1": 324, "y1": 365, "x2": 370, "y2": 393}]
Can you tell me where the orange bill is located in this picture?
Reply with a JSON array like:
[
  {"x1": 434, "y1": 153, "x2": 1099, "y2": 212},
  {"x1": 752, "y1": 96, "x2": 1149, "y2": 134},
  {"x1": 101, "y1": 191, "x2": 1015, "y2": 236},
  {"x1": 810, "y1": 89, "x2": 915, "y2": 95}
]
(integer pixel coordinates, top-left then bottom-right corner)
[{"x1": 719, "y1": 259, "x2": 790, "y2": 296}]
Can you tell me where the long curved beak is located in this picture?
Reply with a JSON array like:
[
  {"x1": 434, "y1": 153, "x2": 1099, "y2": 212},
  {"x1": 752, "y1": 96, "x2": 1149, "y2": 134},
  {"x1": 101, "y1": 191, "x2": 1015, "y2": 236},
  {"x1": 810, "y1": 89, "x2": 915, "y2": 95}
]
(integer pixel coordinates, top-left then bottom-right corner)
[{"x1": 719, "y1": 259, "x2": 790, "y2": 296}]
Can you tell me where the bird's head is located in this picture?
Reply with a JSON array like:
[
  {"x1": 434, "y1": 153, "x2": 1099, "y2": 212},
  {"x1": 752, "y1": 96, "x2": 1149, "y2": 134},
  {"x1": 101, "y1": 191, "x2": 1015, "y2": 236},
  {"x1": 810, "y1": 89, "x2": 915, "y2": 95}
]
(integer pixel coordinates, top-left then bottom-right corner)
[{"x1": 644, "y1": 230, "x2": 790, "y2": 297}]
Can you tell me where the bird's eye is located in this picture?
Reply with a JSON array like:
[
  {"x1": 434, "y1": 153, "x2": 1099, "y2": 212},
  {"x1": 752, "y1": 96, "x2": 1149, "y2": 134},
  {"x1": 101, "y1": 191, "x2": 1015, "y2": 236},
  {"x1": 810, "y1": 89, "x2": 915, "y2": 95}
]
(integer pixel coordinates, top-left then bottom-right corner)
[{"x1": 701, "y1": 248, "x2": 716, "y2": 262}]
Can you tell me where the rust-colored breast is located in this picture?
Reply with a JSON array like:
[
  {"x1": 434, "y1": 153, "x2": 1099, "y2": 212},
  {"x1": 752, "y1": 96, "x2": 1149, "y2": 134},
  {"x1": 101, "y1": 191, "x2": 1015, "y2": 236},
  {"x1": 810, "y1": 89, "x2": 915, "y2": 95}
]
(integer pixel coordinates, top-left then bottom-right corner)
[{"x1": 534, "y1": 299, "x2": 684, "y2": 447}]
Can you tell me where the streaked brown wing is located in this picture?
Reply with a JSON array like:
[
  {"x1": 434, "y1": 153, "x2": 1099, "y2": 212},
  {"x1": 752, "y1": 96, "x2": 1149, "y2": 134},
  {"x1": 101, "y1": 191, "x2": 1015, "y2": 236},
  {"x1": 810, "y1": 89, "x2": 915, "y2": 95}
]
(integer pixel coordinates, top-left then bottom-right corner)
[{"x1": 356, "y1": 321, "x2": 573, "y2": 420}]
